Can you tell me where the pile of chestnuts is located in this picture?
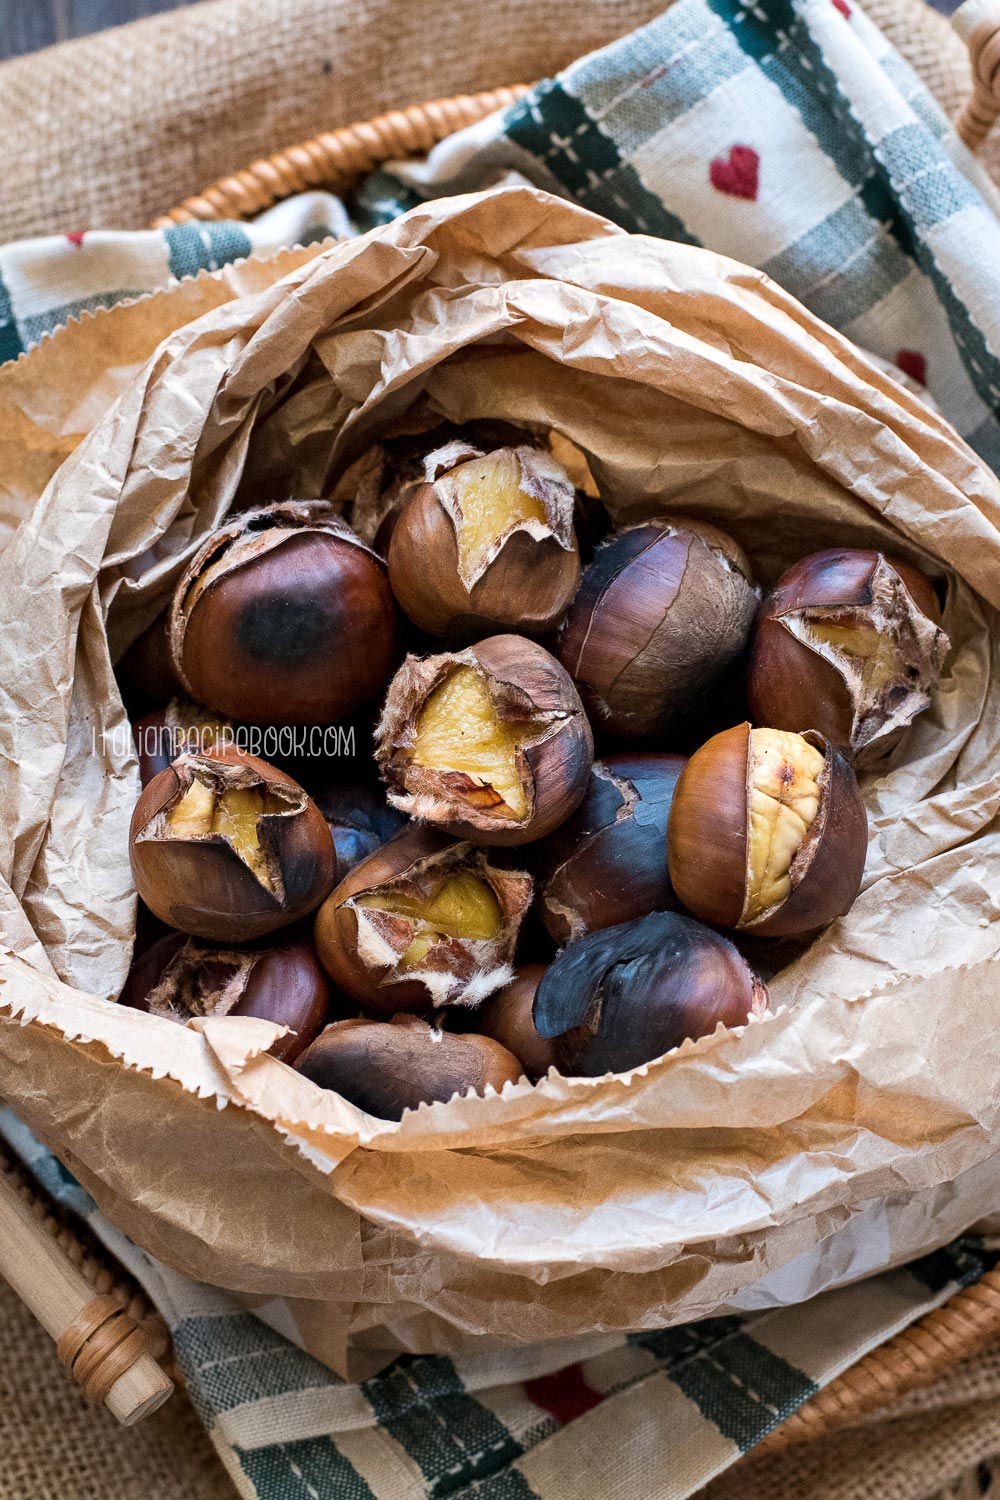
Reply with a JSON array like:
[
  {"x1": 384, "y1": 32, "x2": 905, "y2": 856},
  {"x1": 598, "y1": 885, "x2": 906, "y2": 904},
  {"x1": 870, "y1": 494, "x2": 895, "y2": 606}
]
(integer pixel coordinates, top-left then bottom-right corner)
[{"x1": 121, "y1": 424, "x2": 950, "y2": 1120}]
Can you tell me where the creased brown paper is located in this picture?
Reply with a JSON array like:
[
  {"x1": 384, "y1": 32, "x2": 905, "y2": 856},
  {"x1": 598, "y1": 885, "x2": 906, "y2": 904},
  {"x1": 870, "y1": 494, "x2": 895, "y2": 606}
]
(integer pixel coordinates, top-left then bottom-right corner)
[{"x1": 1, "y1": 188, "x2": 1000, "y2": 1377}]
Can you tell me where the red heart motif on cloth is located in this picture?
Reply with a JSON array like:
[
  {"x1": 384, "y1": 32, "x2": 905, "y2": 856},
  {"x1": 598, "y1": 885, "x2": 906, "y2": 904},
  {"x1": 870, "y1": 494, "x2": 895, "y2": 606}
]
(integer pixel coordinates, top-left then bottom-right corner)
[
  {"x1": 895, "y1": 349, "x2": 928, "y2": 385},
  {"x1": 709, "y1": 145, "x2": 760, "y2": 201},
  {"x1": 832, "y1": 0, "x2": 852, "y2": 18},
  {"x1": 65, "y1": 231, "x2": 86, "y2": 247}
]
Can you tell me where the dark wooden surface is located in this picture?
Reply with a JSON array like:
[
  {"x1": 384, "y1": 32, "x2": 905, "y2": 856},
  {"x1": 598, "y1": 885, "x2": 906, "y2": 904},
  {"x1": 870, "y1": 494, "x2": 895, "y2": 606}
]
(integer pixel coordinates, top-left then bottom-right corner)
[{"x1": 0, "y1": 0, "x2": 194, "y2": 61}]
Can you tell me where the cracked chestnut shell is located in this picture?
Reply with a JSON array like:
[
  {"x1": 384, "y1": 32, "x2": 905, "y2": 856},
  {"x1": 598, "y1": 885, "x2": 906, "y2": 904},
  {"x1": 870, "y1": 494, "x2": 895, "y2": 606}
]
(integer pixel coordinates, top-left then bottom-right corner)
[
  {"x1": 387, "y1": 435, "x2": 581, "y2": 638},
  {"x1": 667, "y1": 723, "x2": 867, "y2": 937},
  {"x1": 532, "y1": 910, "x2": 768, "y2": 1076},
  {"x1": 474, "y1": 964, "x2": 558, "y2": 1080},
  {"x1": 557, "y1": 519, "x2": 759, "y2": 740},
  {"x1": 133, "y1": 699, "x2": 234, "y2": 786},
  {"x1": 748, "y1": 549, "x2": 949, "y2": 766},
  {"x1": 129, "y1": 746, "x2": 335, "y2": 942},
  {"x1": 295, "y1": 1015, "x2": 524, "y2": 1119},
  {"x1": 376, "y1": 634, "x2": 594, "y2": 846},
  {"x1": 169, "y1": 501, "x2": 399, "y2": 726},
  {"x1": 314, "y1": 825, "x2": 533, "y2": 1014},
  {"x1": 533, "y1": 752, "x2": 687, "y2": 944},
  {"x1": 121, "y1": 929, "x2": 335, "y2": 1063}
]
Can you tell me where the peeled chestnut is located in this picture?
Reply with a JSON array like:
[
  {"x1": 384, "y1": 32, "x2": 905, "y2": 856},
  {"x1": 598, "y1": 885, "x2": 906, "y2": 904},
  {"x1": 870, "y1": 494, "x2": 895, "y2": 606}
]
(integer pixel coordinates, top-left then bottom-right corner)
[
  {"x1": 386, "y1": 434, "x2": 580, "y2": 638},
  {"x1": 748, "y1": 549, "x2": 949, "y2": 765},
  {"x1": 474, "y1": 964, "x2": 558, "y2": 1080},
  {"x1": 295, "y1": 1015, "x2": 524, "y2": 1119},
  {"x1": 169, "y1": 501, "x2": 399, "y2": 726},
  {"x1": 121, "y1": 929, "x2": 334, "y2": 1063},
  {"x1": 533, "y1": 753, "x2": 686, "y2": 944},
  {"x1": 533, "y1": 910, "x2": 768, "y2": 1076},
  {"x1": 133, "y1": 699, "x2": 234, "y2": 786},
  {"x1": 130, "y1": 746, "x2": 335, "y2": 942},
  {"x1": 314, "y1": 825, "x2": 533, "y2": 1013},
  {"x1": 376, "y1": 634, "x2": 593, "y2": 846},
  {"x1": 667, "y1": 723, "x2": 867, "y2": 936},
  {"x1": 556, "y1": 519, "x2": 759, "y2": 740}
]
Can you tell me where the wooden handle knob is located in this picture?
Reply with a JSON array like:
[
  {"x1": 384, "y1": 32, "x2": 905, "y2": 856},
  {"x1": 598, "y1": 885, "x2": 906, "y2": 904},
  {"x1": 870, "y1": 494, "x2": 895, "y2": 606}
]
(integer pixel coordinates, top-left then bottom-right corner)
[
  {"x1": 954, "y1": 0, "x2": 1000, "y2": 149},
  {"x1": 0, "y1": 1164, "x2": 173, "y2": 1425}
]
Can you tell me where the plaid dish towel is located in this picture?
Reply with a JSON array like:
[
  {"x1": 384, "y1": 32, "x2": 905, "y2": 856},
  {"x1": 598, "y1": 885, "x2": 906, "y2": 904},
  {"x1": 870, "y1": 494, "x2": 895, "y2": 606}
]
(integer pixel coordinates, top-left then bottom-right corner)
[{"x1": 3, "y1": 0, "x2": 1000, "y2": 1496}]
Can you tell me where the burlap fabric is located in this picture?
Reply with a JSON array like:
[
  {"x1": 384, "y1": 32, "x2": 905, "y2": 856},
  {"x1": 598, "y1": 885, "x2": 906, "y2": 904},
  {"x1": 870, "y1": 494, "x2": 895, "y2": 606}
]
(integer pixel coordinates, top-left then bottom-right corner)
[{"x1": 0, "y1": 0, "x2": 990, "y2": 245}]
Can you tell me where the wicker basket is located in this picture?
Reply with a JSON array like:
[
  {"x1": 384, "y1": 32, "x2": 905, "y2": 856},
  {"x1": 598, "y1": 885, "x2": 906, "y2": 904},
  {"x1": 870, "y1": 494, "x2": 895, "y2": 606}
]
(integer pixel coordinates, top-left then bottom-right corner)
[{"x1": 8, "y1": 8, "x2": 1000, "y2": 1453}]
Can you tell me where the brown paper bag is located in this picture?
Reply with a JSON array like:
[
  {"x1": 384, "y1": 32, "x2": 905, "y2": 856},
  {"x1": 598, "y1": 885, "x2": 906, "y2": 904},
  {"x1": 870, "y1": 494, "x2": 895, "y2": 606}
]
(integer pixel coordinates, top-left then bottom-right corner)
[{"x1": 2, "y1": 188, "x2": 999, "y2": 1377}]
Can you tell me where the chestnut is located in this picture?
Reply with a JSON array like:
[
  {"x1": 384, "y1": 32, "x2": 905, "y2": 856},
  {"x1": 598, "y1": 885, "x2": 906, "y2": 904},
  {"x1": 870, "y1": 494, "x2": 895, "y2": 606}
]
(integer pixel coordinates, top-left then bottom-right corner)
[
  {"x1": 532, "y1": 910, "x2": 767, "y2": 1076},
  {"x1": 169, "y1": 501, "x2": 399, "y2": 726},
  {"x1": 307, "y1": 775, "x2": 407, "y2": 884},
  {"x1": 376, "y1": 634, "x2": 594, "y2": 846},
  {"x1": 130, "y1": 746, "x2": 335, "y2": 942},
  {"x1": 118, "y1": 609, "x2": 180, "y2": 708},
  {"x1": 667, "y1": 723, "x2": 867, "y2": 936},
  {"x1": 533, "y1": 752, "x2": 687, "y2": 944},
  {"x1": 387, "y1": 434, "x2": 580, "y2": 638},
  {"x1": 474, "y1": 964, "x2": 558, "y2": 1080},
  {"x1": 120, "y1": 929, "x2": 335, "y2": 1063},
  {"x1": 748, "y1": 549, "x2": 949, "y2": 765},
  {"x1": 314, "y1": 825, "x2": 533, "y2": 1013},
  {"x1": 556, "y1": 519, "x2": 759, "y2": 740},
  {"x1": 295, "y1": 1015, "x2": 523, "y2": 1119},
  {"x1": 133, "y1": 699, "x2": 234, "y2": 786}
]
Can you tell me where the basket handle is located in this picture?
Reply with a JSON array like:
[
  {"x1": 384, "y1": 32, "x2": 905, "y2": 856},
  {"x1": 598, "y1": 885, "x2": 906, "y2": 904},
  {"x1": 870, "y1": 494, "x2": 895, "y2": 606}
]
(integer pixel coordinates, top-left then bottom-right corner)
[
  {"x1": 0, "y1": 1164, "x2": 173, "y2": 1425},
  {"x1": 955, "y1": 0, "x2": 1000, "y2": 150}
]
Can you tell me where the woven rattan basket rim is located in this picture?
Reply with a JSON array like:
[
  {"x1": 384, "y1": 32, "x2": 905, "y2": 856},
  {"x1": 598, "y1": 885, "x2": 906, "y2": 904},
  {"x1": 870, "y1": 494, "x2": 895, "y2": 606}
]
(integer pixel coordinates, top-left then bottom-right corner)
[
  {"x1": 142, "y1": 60, "x2": 1000, "y2": 1455},
  {"x1": 151, "y1": 83, "x2": 533, "y2": 228}
]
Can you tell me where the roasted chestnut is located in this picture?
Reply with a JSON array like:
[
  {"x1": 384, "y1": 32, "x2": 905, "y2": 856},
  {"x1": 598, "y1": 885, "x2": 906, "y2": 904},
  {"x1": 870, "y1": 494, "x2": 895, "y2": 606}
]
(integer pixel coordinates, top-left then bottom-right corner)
[
  {"x1": 121, "y1": 929, "x2": 335, "y2": 1063},
  {"x1": 295, "y1": 1015, "x2": 524, "y2": 1119},
  {"x1": 387, "y1": 435, "x2": 580, "y2": 638},
  {"x1": 556, "y1": 519, "x2": 759, "y2": 740},
  {"x1": 474, "y1": 964, "x2": 558, "y2": 1080},
  {"x1": 376, "y1": 634, "x2": 593, "y2": 846},
  {"x1": 667, "y1": 724, "x2": 867, "y2": 936},
  {"x1": 133, "y1": 699, "x2": 234, "y2": 786},
  {"x1": 533, "y1": 752, "x2": 686, "y2": 944},
  {"x1": 169, "y1": 501, "x2": 399, "y2": 726},
  {"x1": 117, "y1": 609, "x2": 180, "y2": 708},
  {"x1": 748, "y1": 548, "x2": 949, "y2": 765},
  {"x1": 130, "y1": 746, "x2": 335, "y2": 942},
  {"x1": 307, "y1": 775, "x2": 407, "y2": 884},
  {"x1": 532, "y1": 910, "x2": 767, "y2": 1075},
  {"x1": 314, "y1": 825, "x2": 533, "y2": 1013}
]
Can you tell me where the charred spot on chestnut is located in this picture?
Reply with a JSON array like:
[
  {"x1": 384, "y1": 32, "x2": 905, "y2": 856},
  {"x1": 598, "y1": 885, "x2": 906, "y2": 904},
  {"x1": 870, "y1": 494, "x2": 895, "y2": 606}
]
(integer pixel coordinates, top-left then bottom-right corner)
[
  {"x1": 748, "y1": 549, "x2": 949, "y2": 766},
  {"x1": 168, "y1": 501, "x2": 399, "y2": 726},
  {"x1": 314, "y1": 825, "x2": 533, "y2": 1014},
  {"x1": 667, "y1": 724, "x2": 868, "y2": 937},
  {"x1": 474, "y1": 964, "x2": 558, "y2": 1080},
  {"x1": 133, "y1": 699, "x2": 234, "y2": 787},
  {"x1": 532, "y1": 910, "x2": 767, "y2": 1076},
  {"x1": 375, "y1": 634, "x2": 594, "y2": 846},
  {"x1": 295, "y1": 1015, "x2": 524, "y2": 1119},
  {"x1": 386, "y1": 435, "x2": 581, "y2": 638},
  {"x1": 556, "y1": 519, "x2": 759, "y2": 740},
  {"x1": 533, "y1": 752, "x2": 687, "y2": 945},
  {"x1": 120, "y1": 929, "x2": 335, "y2": 1063},
  {"x1": 129, "y1": 746, "x2": 335, "y2": 942}
]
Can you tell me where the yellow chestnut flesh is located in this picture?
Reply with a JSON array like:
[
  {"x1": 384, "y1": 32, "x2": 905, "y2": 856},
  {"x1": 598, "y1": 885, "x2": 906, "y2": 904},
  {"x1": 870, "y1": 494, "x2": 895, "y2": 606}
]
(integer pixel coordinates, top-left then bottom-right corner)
[
  {"x1": 167, "y1": 776, "x2": 286, "y2": 891},
  {"x1": 453, "y1": 451, "x2": 548, "y2": 578},
  {"x1": 743, "y1": 730, "x2": 824, "y2": 924},
  {"x1": 411, "y1": 666, "x2": 537, "y2": 819},
  {"x1": 357, "y1": 870, "x2": 503, "y2": 968},
  {"x1": 806, "y1": 620, "x2": 901, "y2": 696}
]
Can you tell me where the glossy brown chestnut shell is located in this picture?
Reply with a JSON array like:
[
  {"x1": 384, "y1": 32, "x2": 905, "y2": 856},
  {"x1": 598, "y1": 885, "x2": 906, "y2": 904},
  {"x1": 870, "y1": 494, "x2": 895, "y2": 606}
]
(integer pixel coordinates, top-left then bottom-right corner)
[
  {"x1": 557, "y1": 519, "x2": 759, "y2": 740},
  {"x1": 129, "y1": 746, "x2": 335, "y2": 942},
  {"x1": 133, "y1": 699, "x2": 234, "y2": 786},
  {"x1": 169, "y1": 501, "x2": 399, "y2": 726},
  {"x1": 667, "y1": 723, "x2": 868, "y2": 937},
  {"x1": 375, "y1": 634, "x2": 594, "y2": 846},
  {"x1": 121, "y1": 928, "x2": 335, "y2": 1063},
  {"x1": 747, "y1": 548, "x2": 949, "y2": 765},
  {"x1": 117, "y1": 609, "x2": 180, "y2": 708},
  {"x1": 474, "y1": 964, "x2": 559, "y2": 1081},
  {"x1": 295, "y1": 1015, "x2": 524, "y2": 1119},
  {"x1": 533, "y1": 752, "x2": 687, "y2": 944},
  {"x1": 387, "y1": 435, "x2": 580, "y2": 638},
  {"x1": 532, "y1": 910, "x2": 768, "y2": 1076},
  {"x1": 314, "y1": 825, "x2": 533, "y2": 1014}
]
